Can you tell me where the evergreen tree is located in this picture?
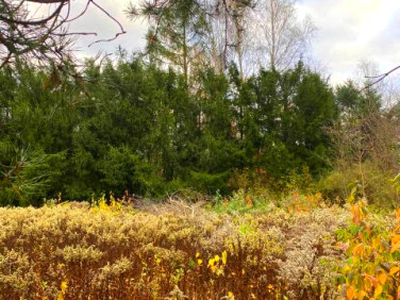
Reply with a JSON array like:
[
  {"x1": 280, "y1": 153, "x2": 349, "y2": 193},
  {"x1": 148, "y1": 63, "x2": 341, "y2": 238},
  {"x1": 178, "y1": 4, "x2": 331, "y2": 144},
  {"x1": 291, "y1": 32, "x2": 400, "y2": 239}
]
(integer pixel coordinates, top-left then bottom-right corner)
[{"x1": 129, "y1": 0, "x2": 209, "y2": 85}]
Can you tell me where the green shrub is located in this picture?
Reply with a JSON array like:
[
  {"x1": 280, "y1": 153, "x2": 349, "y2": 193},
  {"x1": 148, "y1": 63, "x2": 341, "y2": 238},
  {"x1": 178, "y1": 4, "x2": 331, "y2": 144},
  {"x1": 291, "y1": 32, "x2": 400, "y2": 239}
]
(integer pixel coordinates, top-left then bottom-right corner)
[{"x1": 317, "y1": 161, "x2": 399, "y2": 208}]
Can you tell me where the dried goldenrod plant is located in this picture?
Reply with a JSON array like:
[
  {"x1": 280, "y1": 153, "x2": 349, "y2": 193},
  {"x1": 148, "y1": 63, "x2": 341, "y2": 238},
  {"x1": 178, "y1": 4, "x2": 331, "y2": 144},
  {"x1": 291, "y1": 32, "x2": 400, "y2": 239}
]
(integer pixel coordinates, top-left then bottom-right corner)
[{"x1": 0, "y1": 197, "x2": 394, "y2": 299}]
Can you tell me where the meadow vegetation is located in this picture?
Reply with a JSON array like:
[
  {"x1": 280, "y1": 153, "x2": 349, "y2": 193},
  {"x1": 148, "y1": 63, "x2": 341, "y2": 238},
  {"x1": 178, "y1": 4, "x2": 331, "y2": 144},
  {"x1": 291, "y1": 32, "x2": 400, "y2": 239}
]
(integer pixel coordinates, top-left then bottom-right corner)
[
  {"x1": 0, "y1": 57, "x2": 400, "y2": 298},
  {"x1": 0, "y1": 193, "x2": 398, "y2": 299},
  {"x1": 1, "y1": 2, "x2": 400, "y2": 298}
]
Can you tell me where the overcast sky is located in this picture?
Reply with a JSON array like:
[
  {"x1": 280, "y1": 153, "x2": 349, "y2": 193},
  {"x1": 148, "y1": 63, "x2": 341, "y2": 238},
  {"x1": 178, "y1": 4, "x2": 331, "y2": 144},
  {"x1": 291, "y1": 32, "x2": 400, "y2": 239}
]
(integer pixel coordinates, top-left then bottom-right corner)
[{"x1": 64, "y1": 0, "x2": 400, "y2": 86}]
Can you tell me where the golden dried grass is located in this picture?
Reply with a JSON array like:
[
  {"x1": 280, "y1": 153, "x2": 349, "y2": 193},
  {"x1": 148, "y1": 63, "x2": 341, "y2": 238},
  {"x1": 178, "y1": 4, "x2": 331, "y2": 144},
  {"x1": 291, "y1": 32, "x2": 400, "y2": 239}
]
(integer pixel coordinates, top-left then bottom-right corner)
[{"x1": 0, "y1": 200, "x2": 354, "y2": 299}]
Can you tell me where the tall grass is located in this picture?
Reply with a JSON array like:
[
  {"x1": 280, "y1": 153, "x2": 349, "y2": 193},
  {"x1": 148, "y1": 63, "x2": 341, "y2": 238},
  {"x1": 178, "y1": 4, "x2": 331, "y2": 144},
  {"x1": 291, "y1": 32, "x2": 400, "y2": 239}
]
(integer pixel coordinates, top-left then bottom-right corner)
[{"x1": 0, "y1": 196, "x2": 397, "y2": 299}]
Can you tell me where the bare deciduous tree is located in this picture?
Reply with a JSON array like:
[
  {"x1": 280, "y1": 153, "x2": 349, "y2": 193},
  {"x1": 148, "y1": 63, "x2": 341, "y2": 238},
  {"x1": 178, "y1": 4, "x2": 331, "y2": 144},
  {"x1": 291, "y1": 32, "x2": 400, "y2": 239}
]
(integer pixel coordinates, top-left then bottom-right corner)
[
  {"x1": 180, "y1": 0, "x2": 256, "y2": 77},
  {"x1": 204, "y1": 0, "x2": 315, "y2": 77},
  {"x1": 249, "y1": 0, "x2": 316, "y2": 71}
]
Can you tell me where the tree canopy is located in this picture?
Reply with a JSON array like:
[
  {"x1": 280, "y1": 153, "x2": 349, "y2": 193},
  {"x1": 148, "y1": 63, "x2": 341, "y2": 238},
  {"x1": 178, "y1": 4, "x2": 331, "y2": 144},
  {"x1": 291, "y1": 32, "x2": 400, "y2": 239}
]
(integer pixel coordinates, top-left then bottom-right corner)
[
  {"x1": 0, "y1": 0, "x2": 397, "y2": 207},
  {"x1": 0, "y1": 56, "x2": 339, "y2": 205}
]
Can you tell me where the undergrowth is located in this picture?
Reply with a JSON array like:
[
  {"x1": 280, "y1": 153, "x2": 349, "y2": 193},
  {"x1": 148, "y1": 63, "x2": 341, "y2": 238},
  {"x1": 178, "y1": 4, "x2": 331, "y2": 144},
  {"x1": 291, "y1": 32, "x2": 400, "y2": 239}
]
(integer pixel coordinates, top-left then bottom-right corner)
[{"x1": 0, "y1": 192, "x2": 398, "y2": 299}]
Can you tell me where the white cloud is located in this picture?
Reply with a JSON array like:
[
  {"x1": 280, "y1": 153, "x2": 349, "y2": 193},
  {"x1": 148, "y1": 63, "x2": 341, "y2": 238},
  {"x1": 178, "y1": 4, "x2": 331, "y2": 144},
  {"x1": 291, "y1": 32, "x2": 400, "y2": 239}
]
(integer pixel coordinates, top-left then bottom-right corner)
[
  {"x1": 297, "y1": 0, "x2": 400, "y2": 85},
  {"x1": 44, "y1": 0, "x2": 400, "y2": 86},
  {"x1": 66, "y1": 0, "x2": 147, "y2": 58}
]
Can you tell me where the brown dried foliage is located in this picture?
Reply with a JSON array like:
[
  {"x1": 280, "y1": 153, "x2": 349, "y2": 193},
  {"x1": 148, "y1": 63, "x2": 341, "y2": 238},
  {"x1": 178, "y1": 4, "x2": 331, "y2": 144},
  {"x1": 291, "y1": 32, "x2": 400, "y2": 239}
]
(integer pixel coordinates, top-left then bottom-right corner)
[{"x1": 0, "y1": 201, "x2": 349, "y2": 299}]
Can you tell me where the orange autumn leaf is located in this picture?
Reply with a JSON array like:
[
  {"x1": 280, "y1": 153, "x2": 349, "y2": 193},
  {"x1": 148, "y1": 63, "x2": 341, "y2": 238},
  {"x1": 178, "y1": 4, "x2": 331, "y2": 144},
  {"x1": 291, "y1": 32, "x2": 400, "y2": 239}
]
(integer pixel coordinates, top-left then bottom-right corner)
[
  {"x1": 390, "y1": 266, "x2": 399, "y2": 275},
  {"x1": 391, "y1": 240, "x2": 400, "y2": 253},
  {"x1": 392, "y1": 235, "x2": 400, "y2": 245},
  {"x1": 372, "y1": 237, "x2": 380, "y2": 250},
  {"x1": 346, "y1": 285, "x2": 356, "y2": 299},
  {"x1": 378, "y1": 273, "x2": 387, "y2": 285},
  {"x1": 374, "y1": 284, "x2": 383, "y2": 298},
  {"x1": 356, "y1": 290, "x2": 367, "y2": 299},
  {"x1": 352, "y1": 244, "x2": 364, "y2": 256}
]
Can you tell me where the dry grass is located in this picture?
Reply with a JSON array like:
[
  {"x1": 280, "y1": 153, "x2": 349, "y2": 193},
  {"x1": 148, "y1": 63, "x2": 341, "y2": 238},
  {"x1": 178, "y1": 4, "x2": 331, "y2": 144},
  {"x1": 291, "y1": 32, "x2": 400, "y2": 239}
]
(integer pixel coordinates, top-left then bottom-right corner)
[{"x1": 0, "y1": 199, "x2": 353, "y2": 299}]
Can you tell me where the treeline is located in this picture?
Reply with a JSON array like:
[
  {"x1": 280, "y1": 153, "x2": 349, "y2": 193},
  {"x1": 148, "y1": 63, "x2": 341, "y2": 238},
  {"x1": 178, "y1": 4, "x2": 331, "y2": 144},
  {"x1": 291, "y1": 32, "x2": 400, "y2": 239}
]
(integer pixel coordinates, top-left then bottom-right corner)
[{"x1": 0, "y1": 57, "x2": 398, "y2": 206}]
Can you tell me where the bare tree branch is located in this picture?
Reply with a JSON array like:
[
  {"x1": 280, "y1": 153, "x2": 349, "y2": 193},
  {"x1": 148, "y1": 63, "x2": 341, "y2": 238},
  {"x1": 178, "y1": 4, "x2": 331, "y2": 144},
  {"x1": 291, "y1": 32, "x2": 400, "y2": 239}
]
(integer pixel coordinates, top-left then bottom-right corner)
[
  {"x1": 0, "y1": 0, "x2": 126, "y2": 69},
  {"x1": 25, "y1": 0, "x2": 67, "y2": 3},
  {"x1": 88, "y1": 0, "x2": 126, "y2": 47},
  {"x1": 361, "y1": 65, "x2": 400, "y2": 91},
  {"x1": 0, "y1": 1, "x2": 65, "y2": 26},
  {"x1": 64, "y1": 0, "x2": 91, "y2": 23}
]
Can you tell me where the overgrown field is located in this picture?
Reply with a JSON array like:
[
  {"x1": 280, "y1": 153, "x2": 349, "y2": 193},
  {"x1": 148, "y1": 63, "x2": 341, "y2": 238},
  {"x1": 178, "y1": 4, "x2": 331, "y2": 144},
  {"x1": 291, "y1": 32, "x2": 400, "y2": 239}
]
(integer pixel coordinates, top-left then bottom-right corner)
[{"x1": 0, "y1": 195, "x2": 399, "y2": 299}]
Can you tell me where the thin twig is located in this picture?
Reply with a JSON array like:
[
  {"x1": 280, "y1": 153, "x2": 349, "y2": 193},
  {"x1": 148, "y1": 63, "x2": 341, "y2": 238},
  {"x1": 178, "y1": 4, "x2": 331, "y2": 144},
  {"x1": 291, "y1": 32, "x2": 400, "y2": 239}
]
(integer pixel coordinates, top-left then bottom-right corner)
[
  {"x1": 54, "y1": 32, "x2": 97, "y2": 37},
  {"x1": 64, "y1": 0, "x2": 91, "y2": 23},
  {"x1": 88, "y1": 31, "x2": 125, "y2": 47},
  {"x1": 0, "y1": 1, "x2": 66, "y2": 26},
  {"x1": 361, "y1": 65, "x2": 400, "y2": 91},
  {"x1": 0, "y1": 52, "x2": 12, "y2": 69},
  {"x1": 88, "y1": 0, "x2": 126, "y2": 47}
]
